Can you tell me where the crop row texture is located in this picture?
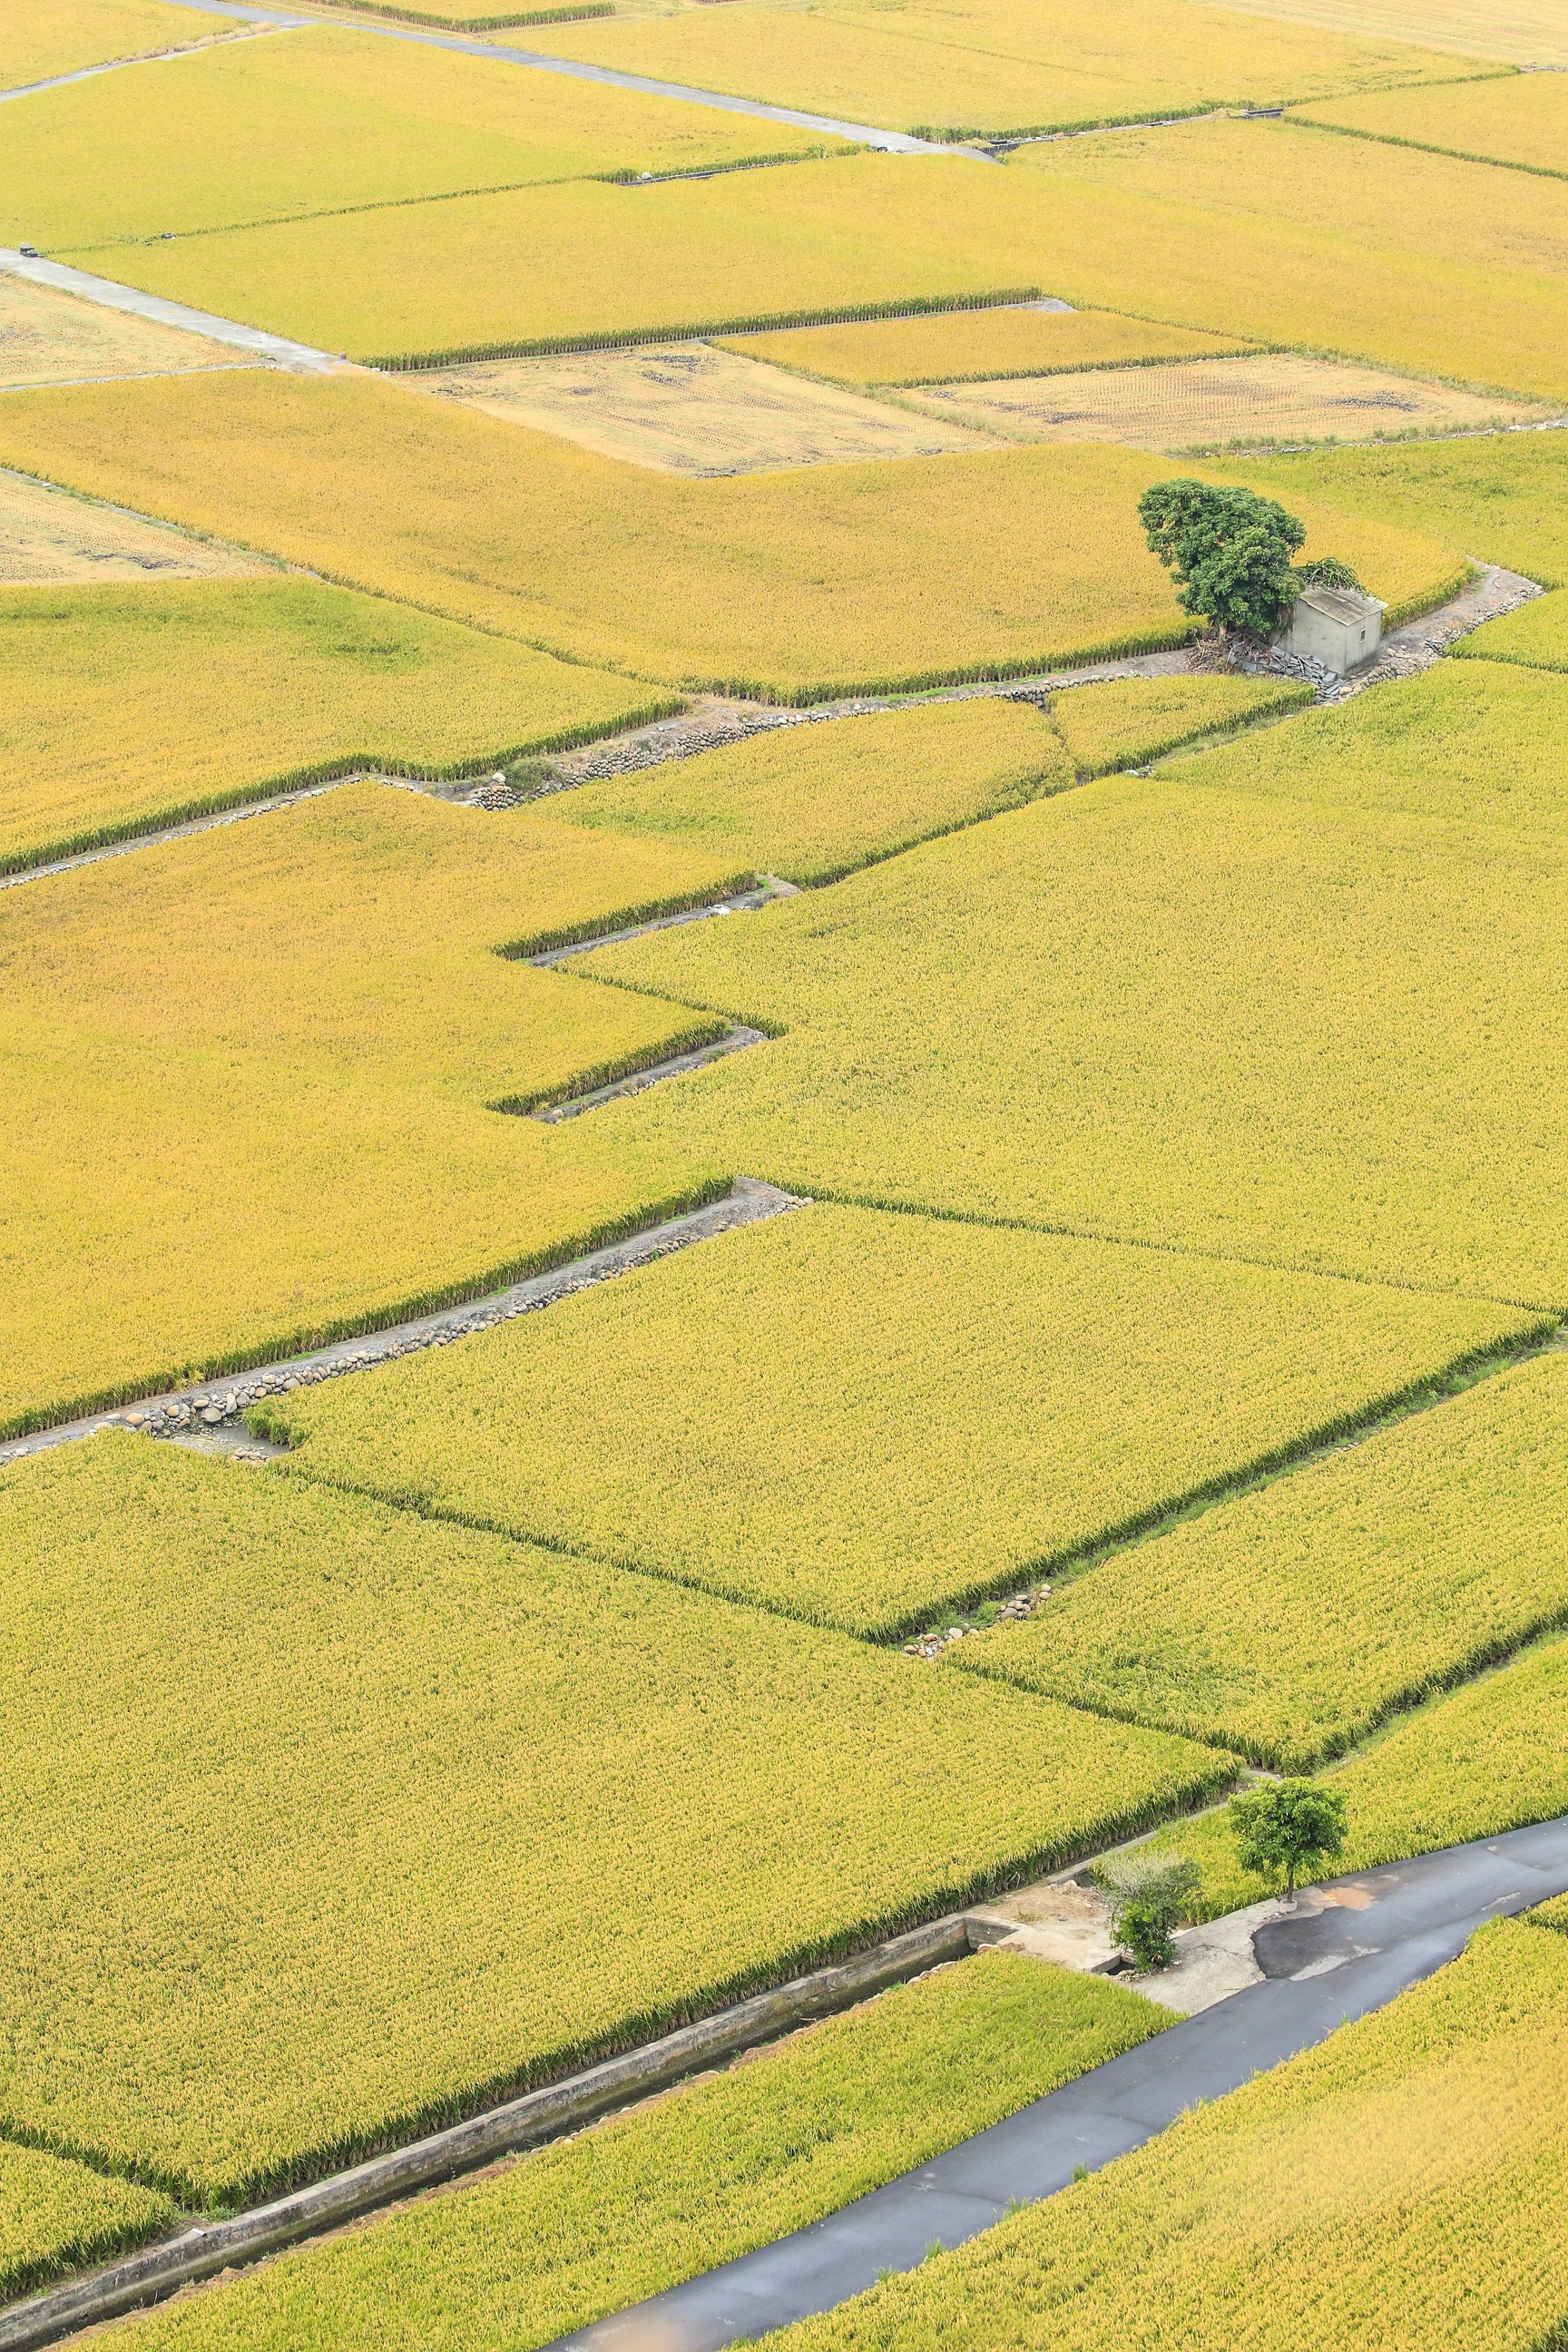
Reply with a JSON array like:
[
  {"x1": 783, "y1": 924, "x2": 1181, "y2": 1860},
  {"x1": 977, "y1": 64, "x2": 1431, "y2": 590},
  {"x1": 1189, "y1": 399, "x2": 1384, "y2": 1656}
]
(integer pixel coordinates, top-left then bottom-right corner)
[
  {"x1": 725, "y1": 307, "x2": 1255, "y2": 388},
  {"x1": 770, "y1": 1917, "x2": 1568, "y2": 2352},
  {"x1": 0, "y1": 2141, "x2": 171, "y2": 2306},
  {"x1": 260, "y1": 1200, "x2": 1531, "y2": 1640},
  {"x1": 958, "y1": 1353, "x2": 1568, "y2": 1769},
  {"x1": 101, "y1": 1955, "x2": 1167, "y2": 2352},
  {"x1": 0, "y1": 1436, "x2": 1227, "y2": 2206},
  {"x1": 1297, "y1": 68, "x2": 1568, "y2": 181}
]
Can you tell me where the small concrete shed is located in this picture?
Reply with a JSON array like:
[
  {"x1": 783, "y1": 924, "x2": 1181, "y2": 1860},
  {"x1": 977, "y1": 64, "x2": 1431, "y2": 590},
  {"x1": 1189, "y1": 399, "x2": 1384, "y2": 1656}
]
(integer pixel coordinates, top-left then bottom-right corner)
[{"x1": 1285, "y1": 584, "x2": 1386, "y2": 673}]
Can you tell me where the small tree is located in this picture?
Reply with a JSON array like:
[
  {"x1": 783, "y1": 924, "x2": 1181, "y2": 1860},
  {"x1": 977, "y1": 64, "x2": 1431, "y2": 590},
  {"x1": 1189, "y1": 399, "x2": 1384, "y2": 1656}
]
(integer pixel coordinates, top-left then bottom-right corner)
[
  {"x1": 1138, "y1": 479, "x2": 1306, "y2": 639},
  {"x1": 1294, "y1": 554, "x2": 1365, "y2": 594},
  {"x1": 1096, "y1": 1852, "x2": 1200, "y2": 1971},
  {"x1": 1229, "y1": 1779, "x2": 1348, "y2": 1904}
]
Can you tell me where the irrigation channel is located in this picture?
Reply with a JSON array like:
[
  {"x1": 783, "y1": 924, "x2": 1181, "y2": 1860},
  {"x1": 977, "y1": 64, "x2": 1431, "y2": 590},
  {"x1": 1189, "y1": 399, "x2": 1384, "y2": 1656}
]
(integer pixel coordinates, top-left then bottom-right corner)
[{"x1": 3, "y1": 1820, "x2": 1564, "y2": 2350}]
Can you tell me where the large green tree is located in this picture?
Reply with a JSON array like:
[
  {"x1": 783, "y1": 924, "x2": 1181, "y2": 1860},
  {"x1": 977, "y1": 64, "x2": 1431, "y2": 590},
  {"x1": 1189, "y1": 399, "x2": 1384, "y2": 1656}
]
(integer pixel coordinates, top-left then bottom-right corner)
[
  {"x1": 1139, "y1": 479, "x2": 1307, "y2": 638},
  {"x1": 1229, "y1": 1779, "x2": 1348, "y2": 1902}
]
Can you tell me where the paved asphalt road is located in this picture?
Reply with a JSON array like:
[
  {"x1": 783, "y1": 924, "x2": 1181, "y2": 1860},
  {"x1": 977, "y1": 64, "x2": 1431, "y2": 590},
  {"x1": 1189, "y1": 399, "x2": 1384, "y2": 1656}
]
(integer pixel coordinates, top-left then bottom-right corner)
[{"x1": 552, "y1": 1816, "x2": 1568, "y2": 2352}]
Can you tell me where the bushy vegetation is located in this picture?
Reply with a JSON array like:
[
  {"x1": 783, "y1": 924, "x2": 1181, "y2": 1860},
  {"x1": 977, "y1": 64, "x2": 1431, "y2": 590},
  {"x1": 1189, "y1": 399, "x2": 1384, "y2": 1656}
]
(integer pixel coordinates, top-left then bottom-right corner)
[
  {"x1": 769, "y1": 1918, "x2": 1568, "y2": 2352},
  {"x1": 0, "y1": 1436, "x2": 1225, "y2": 2206}
]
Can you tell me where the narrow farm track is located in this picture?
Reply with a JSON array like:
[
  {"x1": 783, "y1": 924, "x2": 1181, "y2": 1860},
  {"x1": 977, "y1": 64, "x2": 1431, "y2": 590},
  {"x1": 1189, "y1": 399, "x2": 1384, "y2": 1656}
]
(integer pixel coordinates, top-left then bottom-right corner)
[
  {"x1": 549, "y1": 1819, "x2": 1568, "y2": 2352},
  {"x1": 0, "y1": 247, "x2": 340, "y2": 369}
]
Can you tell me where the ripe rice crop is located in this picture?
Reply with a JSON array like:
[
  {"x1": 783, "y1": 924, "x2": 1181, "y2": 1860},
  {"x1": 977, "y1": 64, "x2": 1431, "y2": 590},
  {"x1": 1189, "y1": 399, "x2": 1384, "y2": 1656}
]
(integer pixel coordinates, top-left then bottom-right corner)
[
  {"x1": 544, "y1": 699, "x2": 1072, "y2": 885},
  {"x1": 0, "y1": 2143, "x2": 171, "y2": 2304},
  {"x1": 584, "y1": 766, "x2": 1568, "y2": 1304},
  {"x1": 260, "y1": 1200, "x2": 1527, "y2": 1639},
  {"x1": 1141, "y1": 1628, "x2": 1568, "y2": 1919},
  {"x1": 1047, "y1": 672, "x2": 1311, "y2": 775},
  {"x1": 957, "y1": 1355, "x2": 1568, "y2": 1769},
  {"x1": 293, "y1": 2, "x2": 616, "y2": 26},
  {"x1": 530, "y1": 0, "x2": 1462, "y2": 140},
  {"x1": 724, "y1": 307, "x2": 1256, "y2": 388},
  {"x1": 0, "y1": 1436, "x2": 1226, "y2": 2204},
  {"x1": 1170, "y1": 658, "x2": 1568, "y2": 830},
  {"x1": 1007, "y1": 117, "x2": 1568, "y2": 400},
  {"x1": 922, "y1": 352, "x2": 1545, "y2": 452},
  {"x1": 0, "y1": 781, "x2": 746, "y2": 1436},
  {"x1": 770, "y1": 1916, "x2": 1568, "y2": 2352},
  {"x1": 1212, "y1": 0, "x2": 1568, "y2": 67},
  {"x1": 0, "y1": 577, "x2": 669, "y2": 874},
  {"x1": 1455, "y1": 588, "x2": 1568, "y2": 671},
  {"x1": 0, "y1": 273, "x2": 239, "y2": 388},
  {"x1": 95, "y1": 1955, "x2": 1167, "y2": 2352},
  {"x1": 1298, "y1": 66, "x2": 1568, "y2": 180},
  {"x1": 0, "y1": 27, "x2": 841, "y2": 256},
  {"x1": 0, "y1": 370, "x2": 1461, "y2": 699},
  {"x1": 0, "y1": 0, "x2": 220, "y2": 93}
]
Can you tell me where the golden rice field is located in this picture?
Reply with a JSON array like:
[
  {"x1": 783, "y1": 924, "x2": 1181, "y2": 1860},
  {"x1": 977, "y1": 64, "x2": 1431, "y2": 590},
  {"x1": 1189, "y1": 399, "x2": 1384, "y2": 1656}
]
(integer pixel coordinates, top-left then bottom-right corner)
[
  {"x1": 922, "y1": 352, "x2": 1547, "y2": 452},
  {"x1": 959, "y1": 1355, "x2": 1568, "y2": 1769},
  {"x1": 1047, "y1": 671, "x2": 1311, "y2": 774},
  {"x1": 1216, "y1": 0, "x2": 1568, "y2": 65},
  {"x1": 262, "y1": 1200, "x2": 1526, "y2": 1638},
  {"x1": 530, "y1": 0, "x2": 1464, "y2": 138},
  {"x1": 0, "y1": 26, "x2": 842, "y2": 256},
  {"x1": 0, "y1": 577, "x2": 664, "y2": 873},
  {"x1": 1298, "y1": 61, "x2": 1568, "y2": 176},
  {"x1": 1455, "y1": 587, "x2": 1568, "y2": 670},
  {"x1": 0, "y1": 0, "x2": 221, "y2": 93},
  {"x1": 98, "y1": 1955, "x2": 1167, "y2": 2352},
  {"x1": 544, "y1": 698, "x2": 1071, "y2": 883},
  {"x1": 8, "y1": 575, "x2": 655, "y2": 844},
  {"x1": 772, "y1": 1917, "x2": 1568, "y2": 2352},
  {"x1": 727, "y1": 305, "x2": 1259, "y2": 387},
  {"x1": 584, "y1": 748, "x2": 1568, "y2": 1305},
  {"x1": 409, "y1": 343, "x2": 994, "y2": 476},
  {"x1": 1141, "y1": 1627, "x2": 1568, "y2": 1920},
  {"x1": 0, "y1": 782, "x2": 744, "y2": 1435},
  {"x1": 0, "y1": 465, "x2": 265, "y2": 588},
  {"x1": 0, "y1": 2143, "x2": 171, "y2": 2304},
  {"x1": 0, "y1": 370, "x2": 1462, "y2": 696},
  {"x1": 1171, "y1": 657, "x2": 1568, "y2": 830},
  {"x1": 0, "y1": 273, "x2": 240, "y2": 389},
  {"x1": 1008, "y1": 118, "x2": 1568, "y2": 400},
  {"x1": 0, "y1": 1436, "x2": 1226, "y2": 2205}
]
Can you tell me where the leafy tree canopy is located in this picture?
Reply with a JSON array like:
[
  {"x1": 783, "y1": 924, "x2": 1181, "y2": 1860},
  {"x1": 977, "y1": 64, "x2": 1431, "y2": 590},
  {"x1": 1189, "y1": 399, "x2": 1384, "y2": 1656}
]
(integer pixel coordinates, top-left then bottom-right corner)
[{"x1": 1139, "y1": 478, "x2": 1307, "y2": 638}]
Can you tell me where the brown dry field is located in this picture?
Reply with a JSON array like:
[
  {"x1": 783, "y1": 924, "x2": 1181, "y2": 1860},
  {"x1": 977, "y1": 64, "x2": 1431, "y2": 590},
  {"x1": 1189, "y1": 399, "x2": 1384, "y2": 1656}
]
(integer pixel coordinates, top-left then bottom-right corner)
[
  {"x1": 404, "y1": 342, "x2": 998, "y2": 475},
  {"x1": 0, "y1": 274, "x2": 247, "y2": 390},
  {"x1": 918, "y1": 353, "x2": 1553, "y2": 452},
  {"x1": 0, "y1": 467, "x2": 270, "y2": 584}
]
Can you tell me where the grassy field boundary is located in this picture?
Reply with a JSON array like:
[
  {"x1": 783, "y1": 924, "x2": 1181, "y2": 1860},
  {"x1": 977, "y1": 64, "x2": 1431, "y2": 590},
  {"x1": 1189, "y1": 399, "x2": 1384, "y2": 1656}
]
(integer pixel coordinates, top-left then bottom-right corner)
[
  {"x1": 367, "y1": 288, "x2": 1044, "y2": 370},
  {"x1": 302, "y1": 0, "x2": 613, "y2": 29},
  {"x1": 1285, "y1": 103, "x2": 1568, "y2": 187},
  {"x1": 0, "y1": 699, "x2": 688, "y2": 882}
]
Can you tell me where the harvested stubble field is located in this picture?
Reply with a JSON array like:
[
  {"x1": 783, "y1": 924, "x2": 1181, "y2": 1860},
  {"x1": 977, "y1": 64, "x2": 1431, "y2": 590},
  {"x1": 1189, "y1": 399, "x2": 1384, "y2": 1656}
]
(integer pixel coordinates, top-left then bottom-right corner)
[
  {"x1": 1170, "y1": 658, "x2": 1568, "y2": 830},
  {"x1": 97, "y1": 1955, "x2": 1168, "y2": 2352},
  {"x1": 1297, "y1": 64, "x2": 1568, "y2": 177},
  {"x1": 0, "y1": 466, "x2": 265, "y2": 588},
  {"x1": 1007, "y1": 117, "x2": 1568, "y2": 400},
  {"x1": 1045, "y1": 672, "x2": 1312, "y2": 773},
  {"x1": 408, "y1": 344, "x2": 994, "y2": 475},
  {"x1": 583, "y1": 747, "x2": 1568, "y2": 1303},
  {"x1": 0, "y1": 274, "x2": 240, "y2": 390},
  {"x1": 1214, "y1": 0, "x2": 1568, "y2": 65},
  {"x1": 1142, "y1": 1627, "x2": 1568, "y2": 1921},
  {"x1": 0, "y1": 576, "x2": 663, "y2": 873},
  {"x1": 0, "y1": 0, "x2": 222, "y2": 93},
  {"x1": 0, "y1": 2142, "x2": 171, "y2": 2305},
  {"x1": 0, "y1": 26, "x2": 844, "y2": 256},
  {"x1": 260, "y1": 1200, "x2": 1528, "y2": 1638},
  {"x1": 922, "y1": 351, "x2": 1546, "y2": 453},
  {"x1": 544, "y1": 698, "x2": 1073, "y2": 884},
  {"x1": 528, "y1": 0, "x2": 1463, "y2": 139},
  {"x1": 725, "y1": 306, "x2": 1257, "y2": 387},
  {"x1": 958, "y1": 1354, "x2": 1568, "y2": 1770},
  {"x1": 772, "y1": 1917, "x2": 1568, "y2": 2352},
  {"x1": 0, "y1": 782, "x2": 746, "y2": 1436},
  {"x1": 0, "y1": 370, "x2": 1460, "y2": 696},
  {"x1": 0, "y1": 1436, "x2": 1226, "y2": 2205}
]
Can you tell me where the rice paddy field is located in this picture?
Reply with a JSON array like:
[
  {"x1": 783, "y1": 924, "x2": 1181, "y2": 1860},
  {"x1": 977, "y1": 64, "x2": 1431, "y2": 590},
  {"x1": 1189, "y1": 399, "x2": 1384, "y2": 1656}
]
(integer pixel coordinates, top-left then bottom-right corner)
[
  {"x1": 260, "y1": 1199, "x2": 1526, "y2": 1635},
  {"x1": 0, "y1": 369, "x2": 1462, "y2": 695},
  {"x1": 5, "y1": 0, "x2": 1568, "y2": 2337},
  {"x1": 0, "y1": 576, "x2": 661, "y2": 871},
  {"x1": 957, "y1": 1354, "x2": 1568, "y2": 1768},
  {"x1": 0, "y1": 1436, "x2": 1225, "y2": 2204},
  {"x1": 770, "y1": 1917, "x2": 1568, "y2": 2352},
  {"x1": 0, "y1": 26, "x2": 844, "y2": 256}
]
